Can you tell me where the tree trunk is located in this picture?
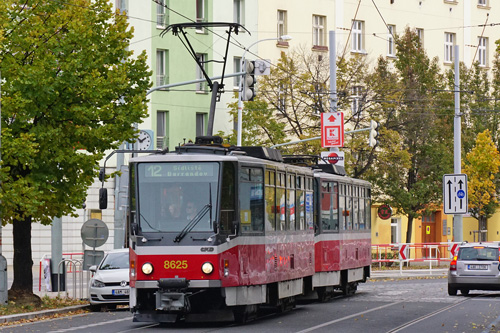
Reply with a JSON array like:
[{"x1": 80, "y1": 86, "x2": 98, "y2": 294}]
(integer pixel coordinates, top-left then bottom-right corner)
[
  {"x1": 406, "y1": 216, "x2": 413, "y2": 244},
  {"x1": 10, "y1": 216, "x2": 35, "y2": 296}
]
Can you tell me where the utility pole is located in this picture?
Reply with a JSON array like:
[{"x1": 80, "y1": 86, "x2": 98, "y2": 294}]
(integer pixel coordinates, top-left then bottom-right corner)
[{"x1": 453, "y1": 45, "x2": 463, "y2": 242}]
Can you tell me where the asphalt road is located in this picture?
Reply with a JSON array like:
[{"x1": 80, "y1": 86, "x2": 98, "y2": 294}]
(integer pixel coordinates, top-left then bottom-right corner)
[{"x1": 2, "y1": 277, "x2": 500, "y2": 333}]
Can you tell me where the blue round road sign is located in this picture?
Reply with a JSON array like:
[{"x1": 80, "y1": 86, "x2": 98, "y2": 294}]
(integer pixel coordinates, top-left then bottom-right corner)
[{"x1": 457, "y1": 189, "x2": 465, "y2": 199}]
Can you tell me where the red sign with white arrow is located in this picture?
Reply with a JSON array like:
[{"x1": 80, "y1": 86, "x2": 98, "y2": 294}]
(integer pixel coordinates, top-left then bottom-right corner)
[
  {"x1": 449, "y1": 243, "x2": 459, "y2": 258},
  {"x1": 399, "y1": 244, "x2": 408, "y2": 260},
  {"x1": 321, "y1": 112, "x2": 344, "y2": 148}
]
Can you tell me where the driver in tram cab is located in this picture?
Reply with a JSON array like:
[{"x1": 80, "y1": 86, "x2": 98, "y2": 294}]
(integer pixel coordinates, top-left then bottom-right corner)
[
  {"x1": 186, "y1": 201, "x2": 197, "y2": 221},
  {"x1": 168, "y1": 203, "x2": 182, "y2": 219}
]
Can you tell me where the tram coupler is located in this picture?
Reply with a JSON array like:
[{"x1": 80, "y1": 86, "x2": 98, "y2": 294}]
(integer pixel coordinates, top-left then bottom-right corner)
[{"x1": 156, "y1": 278, "x2": 191, "y2": 312}]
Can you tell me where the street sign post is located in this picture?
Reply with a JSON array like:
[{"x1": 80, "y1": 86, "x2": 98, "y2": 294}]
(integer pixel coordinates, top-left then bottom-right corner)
[
  {"x1": 443, "y1": 174, "x2": 468, "y2": 214},
  {"x1": 321, "y1": 112, "x2": 344, "y2": 148}
]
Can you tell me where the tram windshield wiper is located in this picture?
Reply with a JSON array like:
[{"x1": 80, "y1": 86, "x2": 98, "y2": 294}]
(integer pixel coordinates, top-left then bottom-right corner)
[{"x1": 174, "y1": 204, "x2": 211, "y2": 243}]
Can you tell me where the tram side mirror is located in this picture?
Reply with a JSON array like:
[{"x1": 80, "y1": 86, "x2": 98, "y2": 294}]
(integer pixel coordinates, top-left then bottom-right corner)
[
  {"x1": 131, "y1": 222, "x2": 139, "y2": 235},
  {"x1": 231, "y1": 220, "x2": 239, "y2": 234},
  {"x1": 99, "y1": 188, "x2": 108, "y2": 210}
]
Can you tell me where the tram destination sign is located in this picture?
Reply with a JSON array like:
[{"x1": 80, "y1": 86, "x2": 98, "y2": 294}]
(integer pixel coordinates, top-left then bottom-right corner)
[
  {"x1": 443, "y1": 173, "x2": 468, "y2": 215},
  {"x1": 143, "y1": 163, "x2": 215, "y2": 178}
]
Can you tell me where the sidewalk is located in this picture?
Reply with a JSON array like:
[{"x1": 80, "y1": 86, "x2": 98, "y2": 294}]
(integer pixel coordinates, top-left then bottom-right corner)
[{"x1": 370, "y1": 268, "x2": 448, "y2": 279}]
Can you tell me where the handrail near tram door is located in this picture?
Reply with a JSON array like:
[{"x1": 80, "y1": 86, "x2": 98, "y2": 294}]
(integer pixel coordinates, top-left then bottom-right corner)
[{"x1": 371, "y1": 242, "x2": 461, "y2": 276}]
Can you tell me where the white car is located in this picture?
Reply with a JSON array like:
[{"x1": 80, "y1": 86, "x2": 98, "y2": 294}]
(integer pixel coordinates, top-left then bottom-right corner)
[{"x1": 88, "y1": 248, "x2": 130, "y2": 311}]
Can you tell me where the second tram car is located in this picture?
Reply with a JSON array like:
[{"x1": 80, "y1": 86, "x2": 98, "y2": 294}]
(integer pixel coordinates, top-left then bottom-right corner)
[{"x1": 117, "y1": 137, "x2": 371, "y2": 323}]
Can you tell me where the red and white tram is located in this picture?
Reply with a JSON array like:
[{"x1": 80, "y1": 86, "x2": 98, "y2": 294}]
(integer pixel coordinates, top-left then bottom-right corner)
[{"x1": 121, "y1": 137, "x2": 371, "y2": 323}]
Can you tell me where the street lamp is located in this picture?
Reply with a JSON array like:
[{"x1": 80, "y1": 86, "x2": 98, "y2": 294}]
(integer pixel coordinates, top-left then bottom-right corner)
[{"x1": 237, "y1": 35, "x2": 292, "y2": 146}]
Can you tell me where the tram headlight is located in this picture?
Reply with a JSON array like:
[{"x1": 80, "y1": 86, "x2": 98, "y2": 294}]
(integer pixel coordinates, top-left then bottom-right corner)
[
  {"x1": 201, "y1": 262, "x2": 214, "y2": 275},
  {"x1": 141, "y1": 262, "x2": 154, "y2": 275}
]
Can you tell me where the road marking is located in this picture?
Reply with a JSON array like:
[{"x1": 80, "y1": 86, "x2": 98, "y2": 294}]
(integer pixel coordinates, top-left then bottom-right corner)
[
  {"x1": 295, "y1": 301, "x2": 404, "y2": 333},
  {"x1": 387, "y1": 298, "x2": 471, "y2": 333},
  {"x1": 47, "y1": 316, "x2": 133, "y2": 332}
]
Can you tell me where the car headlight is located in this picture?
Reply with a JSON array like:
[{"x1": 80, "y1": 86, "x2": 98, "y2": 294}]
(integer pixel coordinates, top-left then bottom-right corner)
[
  {"x1": 142, "y1": 262, "x2": 154, "y2": 275},
  {"x1": 201, "y1": 262, "x2": 214, "y2": 275},
  {"x1": 91, "y1": 279, "x2": 105, "y2": 288}
]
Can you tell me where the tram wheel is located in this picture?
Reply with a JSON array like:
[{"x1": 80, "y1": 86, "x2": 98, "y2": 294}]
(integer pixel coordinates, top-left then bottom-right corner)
[
  {"x1": 233, "y1": 305, "x2": 258, "y2": 324},
  {"x1": 342, "y1": 282, "x2": 358, "y2": 296}
]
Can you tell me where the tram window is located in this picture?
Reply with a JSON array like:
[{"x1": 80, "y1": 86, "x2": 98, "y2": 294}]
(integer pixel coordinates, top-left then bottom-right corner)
[
  {"x1": 320, "y1": 181, "x2": 339, "y2": 232},
  {"x1": 266, "y1": 170, "x2": 275, "y2": 186},
  {"x1": 265, "y1": 185, "x2": 276, "y2": 231},
  {"x1": 365, "y1": 189, "x2": 371, "y2": 229},
  {"x1": 296, "y1": 189, "x2": 305, "y2": 230},
  {"x1": 353, "y1": 196, "x2": 359, "y2": 230},
  {"x1": 345, "y1": 193, "x2": 352, "y2": 230},
  {"x1": 240, "y1": 167, "x2": 264, "y2": 233},
  {"x1": 220, "y1": 162, "x2": 236, "y2": 233},
  {"x1": 277, "y1": 188, "x2": 286, "y2": 230},
  {"x1": 339, "y1": 194, "x2": 346, "y2": 230},
  {"x1": 241, "y1": 168, "x2": 250, "y2": 181},
  {"x1": 287, "y1": 189, "x2": 295, "y2": 230},
  {"x1": 359, "y1": 196, "x2": 365, "y2": 229},
  {"x1": 296, "y1": 176, "x2": 302, "y2": 189}
]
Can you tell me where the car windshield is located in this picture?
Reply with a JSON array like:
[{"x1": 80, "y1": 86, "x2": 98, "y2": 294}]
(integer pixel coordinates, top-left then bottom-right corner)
[
  {"x1": 458, "y1": 247, "x2": 499, "y2": 261},
  {"x1": 99, "y1": 252, "x2": 129, "y2": 270}
]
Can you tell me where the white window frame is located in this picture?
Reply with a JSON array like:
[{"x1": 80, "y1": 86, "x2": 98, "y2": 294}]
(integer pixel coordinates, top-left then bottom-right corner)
[
  {"x1": 196, "y1": 53, "x2": 207, "y2": 92},
  {"x1": 278, "y1": 10, "x2": 287, "y2": 39},
  {"x1": 478, "y1": 0, "x2": 487, "y2": 6},
  {"x1": 196, "y1": 0, "x2": 206, "y2": 33},
  {"x1": 234, "y1": 0, "x2": 244, "y2": 26},
  {"x1": 156, "y1": 0, "x2": 168, "y2": 28},
  {"x1": 115, "y1": 0, "x2": 126, "y2": 12},
  {"x1": 156, "y1": 49, "x2": 167, "y2": 87},
  {"x1": 351, "y1": 86, "x2": 363, "y2": 115},
  {"x1": 391, "y1": 218, "x2": 401, "y2": 244},
  {"x1": 156, "y1": 111, "x2": 168, "y2": 149},
  {"x1": 444, "y1": 32, "x2": 455, "y2": 63},
  {"x1": 196, "y1": 113, "x2": 206, "y2": 137},
  {"x1": 416, "y1": 28, "x2": 424, "y2": 46},
  {"x1": 313, "y1": 15, "x2": 326, "y2": 47},
  {"x1": 352, "y1": 20, "x2": 364, "y2": 53},
  {"x1": 387, "y1": 25, "x2": 395, "y2": 56},
  {"x1": 233, "y1": 56, "x2": 241, "y2": 89},
  {"x1": 478, "y1": 37, "x2": 488, "y2": 67}
]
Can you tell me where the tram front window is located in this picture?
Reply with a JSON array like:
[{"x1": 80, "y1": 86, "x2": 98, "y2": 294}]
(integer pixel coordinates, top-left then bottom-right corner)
[{"x1": 137, "y1": 162, "x2": 220, "y2": 233}]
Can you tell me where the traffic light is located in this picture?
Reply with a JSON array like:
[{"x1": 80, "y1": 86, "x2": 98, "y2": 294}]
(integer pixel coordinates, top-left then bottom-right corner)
[
  {"x1": 369, "y1": 120, "x2": 379, "y2": 147},
  {"x1": 242, "y1": 60, "x2": 256, "y2": 101}
]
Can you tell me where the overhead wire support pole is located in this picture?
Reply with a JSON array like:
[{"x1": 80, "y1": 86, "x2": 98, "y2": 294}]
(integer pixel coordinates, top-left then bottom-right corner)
[{"x1": 453, "y1": 45, "x2": 463, "y2": 242}]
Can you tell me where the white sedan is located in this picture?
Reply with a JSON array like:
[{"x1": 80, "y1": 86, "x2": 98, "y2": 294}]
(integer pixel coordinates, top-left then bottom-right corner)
[{"x1": 88, "y1": 248, "x2": 129, "y2": 311}]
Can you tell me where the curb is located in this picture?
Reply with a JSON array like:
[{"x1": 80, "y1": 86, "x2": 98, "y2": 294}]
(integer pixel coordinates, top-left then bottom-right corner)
[{"x1": 0, "y1": 304, "x2": 90, "y2": 324}]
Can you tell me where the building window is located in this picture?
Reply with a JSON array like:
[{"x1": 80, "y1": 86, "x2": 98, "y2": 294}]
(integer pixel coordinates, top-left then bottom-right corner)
[
  {"x1": 444, "y1": 32, "x2": 455, "y2": 63},
  {"x1": 196, "y1": 53, "x2": 207, "y2": 92},
  {"x1": 115, "y1": 0, "x2": 126, "y2": 13},
  {"x1": 313, "y1": 15, "x2": 326, "y2": 47},
  {"x1": 234, "y1": 0, "x2": 244, "y2": 26},
  {"x1": 157, "y1": 111, "x2": 168, "y2": 149},
  {"x1": 387, "y1": 25, "x2": 395, "y2": 56},
  {"x1": 196, "y1": 0, "x2": 206, "y2": 32},
  {"x1": 478, "y1": 37, "x2": 488, "y2": 67},
  {"x1": 352, "y1": 20, "x2": 364, "y2": 53},
  {"x1": 156, "y1": 0, "x2": 169, "y2": 28},
  {"x1": 156, "y1": 49, "x2": 168, "y2": 87},
  {"x1": 478, "y1": 0, "x2": 487, "y2": 6},
  {"x1": 234, "y1": 56, "x2": 241, "y2": 89},
  {"x1": 278, "y1": 10, "x2": 287, "y2": 39},
  {"x1": 196, "y1": 113, "x2": 206, "y2": 137},
  {"x1": 416, "y1": 28, "x2": 424, "y2": 46},
  {"x1": 391, "y1": 218, "x2": 400, "y2": 244},
  {"x1": 351, "y1": 86, "x2": 363, "y2": 115}
]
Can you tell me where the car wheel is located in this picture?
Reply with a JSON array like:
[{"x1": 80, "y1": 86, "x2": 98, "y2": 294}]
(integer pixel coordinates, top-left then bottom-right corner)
[
  {"x1": 460, "y1": 289, "x2": 470, "y2": 296},
  {"x1": 448, "y1": 285, "x2": 457, "y2": 296}
]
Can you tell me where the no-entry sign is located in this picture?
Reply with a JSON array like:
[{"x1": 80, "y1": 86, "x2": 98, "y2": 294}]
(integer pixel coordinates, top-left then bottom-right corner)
[{"x1": 321, "y1": 112, "x2": 344, "y2": 148}]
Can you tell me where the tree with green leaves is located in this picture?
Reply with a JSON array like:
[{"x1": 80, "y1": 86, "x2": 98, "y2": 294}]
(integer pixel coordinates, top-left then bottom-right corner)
[
  {"x1": 0, "y1": 0, "x2": 151, "y2": 303},
  {"x1": 366, "y1": 28, "x2": 454, "y2": 243},
  {"x1": 462, "y1": 130, "x2": 500, "y2": 241}
]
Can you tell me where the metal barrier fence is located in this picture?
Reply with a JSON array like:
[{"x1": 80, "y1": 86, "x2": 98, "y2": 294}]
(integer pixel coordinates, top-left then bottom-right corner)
[
  {"x1": 372, "y1": 242, "x2": 460, "y2": 272},
  {"x1": 38, "y1": 253, "x2": 91, "y2": 300}
]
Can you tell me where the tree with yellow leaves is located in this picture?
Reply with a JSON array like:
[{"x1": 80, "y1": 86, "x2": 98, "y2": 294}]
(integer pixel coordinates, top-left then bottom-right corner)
[{"x1": 463, "y1": 130, "x2": 500, "y2": 241}]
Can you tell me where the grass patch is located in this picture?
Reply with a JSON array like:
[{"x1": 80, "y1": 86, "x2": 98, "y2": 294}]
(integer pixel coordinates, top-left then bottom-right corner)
[{"x1": 0, "y1": 296, "x2": 86, "y2": 316}]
